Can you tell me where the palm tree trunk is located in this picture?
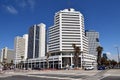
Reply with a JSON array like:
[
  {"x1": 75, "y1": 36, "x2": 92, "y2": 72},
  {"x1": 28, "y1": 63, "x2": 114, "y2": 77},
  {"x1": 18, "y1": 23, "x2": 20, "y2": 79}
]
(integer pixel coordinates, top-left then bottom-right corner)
[
  {"x1": 97, "y1": 52, "x2": 101, "y2": 66},
  {"x1": 47, "y1": 59, "x2": 49, "y2": 69}
]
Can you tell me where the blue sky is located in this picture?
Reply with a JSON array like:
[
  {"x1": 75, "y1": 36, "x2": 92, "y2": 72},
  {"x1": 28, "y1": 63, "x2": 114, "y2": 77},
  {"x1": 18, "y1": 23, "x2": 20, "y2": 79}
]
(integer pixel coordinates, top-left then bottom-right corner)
[{"x1": 0, "y1": 0, "x2": 120, "y2": 61}]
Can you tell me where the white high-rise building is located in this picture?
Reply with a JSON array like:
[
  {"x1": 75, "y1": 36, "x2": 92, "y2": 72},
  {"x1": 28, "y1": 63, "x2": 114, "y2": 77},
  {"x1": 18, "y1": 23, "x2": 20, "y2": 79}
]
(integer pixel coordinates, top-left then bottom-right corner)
[
  {"x1": 28, "y1": 23, "x2": 46, "y2": 59},
  {"x1": 49, "y1": 8, "x2": 88, "y2": 54},
  {"x1": 14, "y1": 34, "x2": 28, "y2": 61},
  {"x1": 0, "y1": 47, "x2": 14, "y2": 63}
]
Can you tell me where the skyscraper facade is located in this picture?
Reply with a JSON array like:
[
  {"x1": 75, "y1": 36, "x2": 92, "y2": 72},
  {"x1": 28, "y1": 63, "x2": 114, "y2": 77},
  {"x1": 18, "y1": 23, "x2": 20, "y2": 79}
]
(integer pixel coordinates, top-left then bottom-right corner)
[
  {"x1": 14, "y1": 34, "x2": 28, "y2": 61},
  {"x1": 85, "y1": 30, "x2": 100, "y2": 56},
  {"x1": 28, "y1": 23, "x2": 46, "y2": 59},
  {"x1": 49, "y1": 8, "x2": 88, "y2": 54}
]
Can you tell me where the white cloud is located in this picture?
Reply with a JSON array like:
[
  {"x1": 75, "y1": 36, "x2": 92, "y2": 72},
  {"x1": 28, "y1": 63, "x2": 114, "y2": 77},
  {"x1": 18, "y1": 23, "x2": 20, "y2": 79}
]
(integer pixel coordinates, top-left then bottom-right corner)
[
  {"x1": 27, "y1": 0, "x2": 35, "y2": 9},
  {"x1": 105, "y1": 52, "x2": 112, "y2": 59},
  {"x1": 15, "y1": 0, "x2": 35, "y2": 9},
  {"x1": 6, "y1": 6, "x2": 18, "y2": 14},
  {"x1": 1, "y1": 0, "x2": 36, "y2": 14},
  {"x1": 106, "y1": 52, "x2": 111, "y2": 56}
]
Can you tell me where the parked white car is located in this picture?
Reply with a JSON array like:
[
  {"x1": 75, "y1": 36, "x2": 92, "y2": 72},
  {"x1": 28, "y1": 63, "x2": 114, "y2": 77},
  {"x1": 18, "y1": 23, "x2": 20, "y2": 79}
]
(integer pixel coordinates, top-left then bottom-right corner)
[{"x1": 85, "y1": 66, "x2": 94, "y2": 70}]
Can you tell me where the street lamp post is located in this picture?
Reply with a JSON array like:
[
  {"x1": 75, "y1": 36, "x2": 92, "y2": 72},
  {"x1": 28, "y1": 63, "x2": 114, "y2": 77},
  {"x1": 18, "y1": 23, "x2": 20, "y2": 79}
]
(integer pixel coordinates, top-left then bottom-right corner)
[{"x1": 115, "y1": 46, "x2": 120, "y2": 68}]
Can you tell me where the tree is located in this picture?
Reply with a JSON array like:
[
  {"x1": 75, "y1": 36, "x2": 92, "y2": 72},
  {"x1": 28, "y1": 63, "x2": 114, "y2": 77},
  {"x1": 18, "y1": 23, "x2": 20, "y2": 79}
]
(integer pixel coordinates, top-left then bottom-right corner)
[
  {"x1": 21, "y1": 56, "x2": 24, "y2": 60},
  {"x1": 2, "y1": 58, "x2": 7, "y2": 70},
  {"x1": 72, "y1": 44, "x2": 81, "y2": 68},
  {"x1": 101, "y1": 57, "x2": 106, "y2": 66},
  {"x1": 101, "y1": 57, "x2": 109, "y2": 66},
  {"x1": 10, "y1": 60, "x2": 14, "y2": 66},
  {"x1": 110, "y1": 60, "x2": 117, "y2": 68},
  {"x1": 46, "y1": 52, "x2": 51, "y2": 69},
  {"x1": 96, "y1": 46, "x2": 103, "y2": 67},
  {"x1": 20, "y1": 56, "x2": 24, "y2": 69}
]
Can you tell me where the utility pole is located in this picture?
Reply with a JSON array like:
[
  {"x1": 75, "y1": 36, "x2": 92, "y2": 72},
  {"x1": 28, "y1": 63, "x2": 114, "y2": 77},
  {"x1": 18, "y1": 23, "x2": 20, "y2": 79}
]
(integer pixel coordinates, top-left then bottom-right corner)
[{"x1": 115, "y1": 46, "x2": 120, "y2": 68}]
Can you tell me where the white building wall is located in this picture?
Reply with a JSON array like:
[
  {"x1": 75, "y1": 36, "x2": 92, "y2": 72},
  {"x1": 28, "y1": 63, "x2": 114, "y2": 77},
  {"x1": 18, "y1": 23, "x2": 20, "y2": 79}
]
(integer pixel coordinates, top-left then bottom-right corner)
[
  {"x1": 82, "y1": 53, "x2": 97, "y2": 68},
  {"x1": 0, "y1": 50, "x2": 3, "y2": 62},
  {"x1": 38, "y1": 23, "x2": 46, "y2": 57},
  {"x1": 0, "y1": 49, "x2": 4, "y2": 62},
  {"x1": 7, "y1": 49, "x2": 14, "y2": 63},
  {"x1": 23, "y1": 34, "x2": 28, "y2": 60},
  {"x1": 0, "y1": 47, "x2": 8, "y2": 62},
  {"x1": 59, "y1": 13, "x2": 62, "y2": 51},
  {"x1": 49, "y1": 8, "x2": 88, "y2": 53},
  {"x1": 48, "y1": 25, "x2": 60, "y2": 52},
  {"x1": 14, "y1": 34, "x2": 28, "y2": 61},
  {"x1": 0, "y1": 47, "x2": 14, "y2": 63}
]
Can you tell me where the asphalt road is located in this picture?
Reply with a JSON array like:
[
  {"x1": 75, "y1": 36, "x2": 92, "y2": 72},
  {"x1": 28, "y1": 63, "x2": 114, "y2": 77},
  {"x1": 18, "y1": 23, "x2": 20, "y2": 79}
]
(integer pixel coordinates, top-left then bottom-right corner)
[
  {"x1": 101, "y1": 76, "x2": 120, "y2": 80},
  {"x1": 0, "y1": 69, "x2": 120, "y2": 80},
  {"x1": 1, "y1": 75, "x2": 120, "y2": 80},
  {"x1": 29, "y1": 74, "x2": 88, "y2": 79},
  {"x1": 0, "y1": 75, "x2": 64, "y2": 80}
]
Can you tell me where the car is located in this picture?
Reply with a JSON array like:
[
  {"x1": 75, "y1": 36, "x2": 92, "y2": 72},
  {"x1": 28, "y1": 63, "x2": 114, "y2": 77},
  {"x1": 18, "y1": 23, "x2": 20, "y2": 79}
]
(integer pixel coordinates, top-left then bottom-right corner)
[
  {"x1": 85, "y1": 66, "x2": 94, "y2": 70},
  {"x1": 98, "y1": 66, "x2": 105, "y2": 70}
]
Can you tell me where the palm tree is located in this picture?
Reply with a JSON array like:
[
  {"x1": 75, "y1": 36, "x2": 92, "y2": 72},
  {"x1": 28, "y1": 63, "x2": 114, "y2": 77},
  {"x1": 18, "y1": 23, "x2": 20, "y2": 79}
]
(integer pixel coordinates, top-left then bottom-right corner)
[
  {"x1": 21, "y1": 56, "x2": 24, "y2": 60},
  {"x1": 9, "y1": 60, "x2": 14, "y2": 69},
  {"x1": 3, "y1": 58, "x2": 7, "y2": 70},
  {"x1": 110, "y1": 60, "x2": 117, "y2": 68},
  {"x1": 101, "y1": 57, "x2": 110, "y2": 66},
  {"x1": 46, "y1": 52, "x2": 51, "y2": 69},
  {"x1": 10, "y1": 60, "x2": 14, "y2": 66},
  {"x1": 72, "y1": 44, "x2": 80, "y2": 68},
  {"x1": 96, "y1": 46, "x2": 103, "y2": 67},
  {"x1": 21, "y1": 56, "x2": 24, "y2": 69}
]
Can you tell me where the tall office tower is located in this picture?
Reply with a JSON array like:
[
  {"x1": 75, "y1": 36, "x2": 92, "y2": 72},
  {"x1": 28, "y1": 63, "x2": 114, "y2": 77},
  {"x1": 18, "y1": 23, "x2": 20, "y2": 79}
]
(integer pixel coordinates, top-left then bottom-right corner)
[
  {"x1": 85, "y1": 30, "x2": 100, "y2": 56},
  {"x1": 28, "y1": 23, "x2": 46, "y2": 59},
  {"x1": 0, "y1": 47, "x2": 14, "y2": 63},
  {"x1": 14, "y1": 34, "x2": 28, "y2": 61},
  {"x1": 49, "y1": 8, "x2": 88, "y2": 54}
]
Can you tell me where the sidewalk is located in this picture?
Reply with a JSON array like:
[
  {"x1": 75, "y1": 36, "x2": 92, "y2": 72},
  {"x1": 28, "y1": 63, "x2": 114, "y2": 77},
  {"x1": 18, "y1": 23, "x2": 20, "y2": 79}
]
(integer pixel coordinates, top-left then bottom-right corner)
[{"x1": 0, "y1": 69, "x2": 100, "y2": 78}]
